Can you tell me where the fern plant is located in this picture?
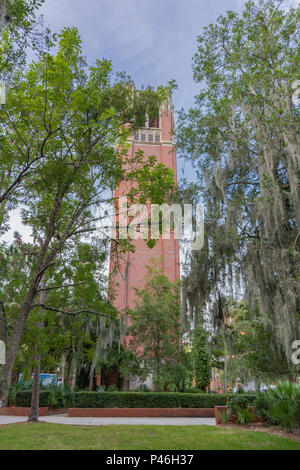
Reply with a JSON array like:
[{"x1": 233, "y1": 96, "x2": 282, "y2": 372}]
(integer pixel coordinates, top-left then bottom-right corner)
[
  {"x1": 237, "y1": 407, "x2": 252, "y2": 425},
  {"x1": 5, "y1": 380, "x2": 32, "y2": 406},
  {"x1": 265, "y1": 381, "x2": 300, "y2": 432}
]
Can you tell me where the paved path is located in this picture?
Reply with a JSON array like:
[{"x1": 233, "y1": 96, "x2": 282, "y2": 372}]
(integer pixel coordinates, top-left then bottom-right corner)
[
  {"x1": 0, "y1": 416, "x2": 28, "y2": 425},
  {"x1": 0, "y1": 414, "x2": 216, "y2": 426}
]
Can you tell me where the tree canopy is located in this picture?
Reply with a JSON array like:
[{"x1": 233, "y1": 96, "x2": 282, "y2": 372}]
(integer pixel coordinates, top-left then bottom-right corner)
[
  {"x1": 178, "y1": 0, "x2": 300, "y2": 374},
  {"x1": 128, "y1": 265, "x2": 181, "y2": 391}
]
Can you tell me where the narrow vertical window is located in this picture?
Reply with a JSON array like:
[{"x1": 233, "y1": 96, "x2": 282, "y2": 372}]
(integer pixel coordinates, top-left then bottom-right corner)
[{"x1": 149, "y1": 117, "x2": 159, "y2": 128}]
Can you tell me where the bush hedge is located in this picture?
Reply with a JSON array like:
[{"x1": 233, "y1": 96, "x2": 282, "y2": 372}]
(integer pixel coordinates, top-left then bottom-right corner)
[
  {"x1": 15, "y1": 391, "x2": 64, "y2": 408},
  {"x1": 72, "y1": 392, "x2": 256, "y2": 409},
  {"x1": 15, "y1": 390, "x2": 256, "y2": 408}
]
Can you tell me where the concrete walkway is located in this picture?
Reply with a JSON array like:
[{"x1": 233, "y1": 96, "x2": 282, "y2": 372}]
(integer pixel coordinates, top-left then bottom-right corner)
[
  {"x1": 0, "y1": 414, "x2": 216, "y2": 426},
  {"x1": 0, "y1": 416, "x2": 28, "y2": 425}
]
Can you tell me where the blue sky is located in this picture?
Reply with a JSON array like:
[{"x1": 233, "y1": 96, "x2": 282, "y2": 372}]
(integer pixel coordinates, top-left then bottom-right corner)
[
  {"x1": 39, "y1": 0, "x2": 298, "y2": 179},
  {"x1": 38, "y1": 0, "x2": 238, "y2": 113},
  {"x1": 41, "y1": 0, "x2": 242, "y2": 113},
  {"x1": 40, "y1": 0, "x2": 298, "y2": 111}
]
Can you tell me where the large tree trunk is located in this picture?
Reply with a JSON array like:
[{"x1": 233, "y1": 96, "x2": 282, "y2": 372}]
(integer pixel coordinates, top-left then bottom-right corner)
[
  {"x1": 28, "y1": 278, "x2": 45, "y2": 422},
  {"x1": 96, "y1": 369, "x2": 102, "y2": 389},
  {"x1": 2, "y1": 288, "x2": 37, "y2": 403},
  {"x1": 88, "y1": 372, "x2": 94, "y2": 391},
  {"x1": 2, "y1": 257, "x2": 53, "y2": 400},
  {"x1": 71, "y1": 346, "x2": 77, "y2": 391},
  {"x1": 2, "y1": 309, "x2": 32, "y2": 404},
  {"x1": 28, "y1": 347, "x2": 41, "y2": 422}
]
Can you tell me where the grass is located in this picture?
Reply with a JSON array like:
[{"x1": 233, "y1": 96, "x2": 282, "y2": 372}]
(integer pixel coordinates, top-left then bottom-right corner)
[{"x1": 0, "y1": 423, "x2": 299, "y2": 450}]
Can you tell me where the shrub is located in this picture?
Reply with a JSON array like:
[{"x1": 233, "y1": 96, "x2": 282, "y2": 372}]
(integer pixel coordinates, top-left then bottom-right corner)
[
  {"x1": 264, "y1": 381, "x2": 300, "y2": 432},
  {"x1": 62, "y1": 384, "x2": 75, "y2": 408},
  {"x1": 253, "y1": 393, "x2": 270, "y2": 422},
  {"x1": 71, "y1": 392, "x2": 256, "y2": 409},
  {"x1": 228, "y1": 395, "x2": 249, "y2": 415},
  {"x1": 237, "y1": 407, "x2": 252, "y2": 425},
  {"x1": 5, "y1": 382, "x2": 28, "y2": 406},
  {"x1": 47, "y1": 387, "x2": 62, "y2": 409},
  {"x1": 13, "y1": 390, "x2": 257, "y2": 409},
  {"x1": 15, "y1": 390, "x2": 49, "y2": 407},
  {"x1": 45, "y1": 384, "x2": 74, "y2": 409},
  {"x1": 15, "y1": 390, "x2": 64, "y2": 408}
]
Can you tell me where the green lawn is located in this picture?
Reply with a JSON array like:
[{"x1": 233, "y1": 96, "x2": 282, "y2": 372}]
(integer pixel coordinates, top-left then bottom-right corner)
[{"x1": 0, "y1": 423, "x2": 299, "y2": 450}]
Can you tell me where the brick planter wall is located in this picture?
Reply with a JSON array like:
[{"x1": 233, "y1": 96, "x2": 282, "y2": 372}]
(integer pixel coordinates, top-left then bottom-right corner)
[
  {"x1": 68, "y1": 408, "x2": 215, "y2": 418},
  {"x1": 0, "y1": 407, "x2": 49, "y2": 416}
]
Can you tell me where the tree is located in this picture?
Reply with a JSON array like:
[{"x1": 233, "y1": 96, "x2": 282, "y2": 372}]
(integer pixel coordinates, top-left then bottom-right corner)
[
  {"x1": 177, "y1": 0, "x2": 300, "y2": 366},
  {"x1": 0, "y1": 0, "x2": 52, "y2": 396},
  {"x1": 0, "y1": 1, "x2": 49, "y2": 78},
  {"x1": 0, "y1": 26, "x2": 175, "y2": 401},
  {"x1": 0, "y1": 232, "x2": 119, "y2": 415},
  {"x1": 194, "y1": 324, "x2": 210, "y2": 392},
  {"x1": 231, "y1": 302, "x2": 292, "y2": 382},
  {"x1": 128, "y1": 265, "x2": 181, "y2": 391},
  {"x1": 206, "y1": 299, "x2": 292, "y2": 390}
]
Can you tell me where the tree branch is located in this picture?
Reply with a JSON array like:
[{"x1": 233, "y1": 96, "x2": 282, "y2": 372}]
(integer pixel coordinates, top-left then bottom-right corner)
[
  {"x1": 36, "y1": 282, "x2": 86, "y2": 294},
  {"x1": 31, "y1": 303, "x2": 112, "y2": 318}
]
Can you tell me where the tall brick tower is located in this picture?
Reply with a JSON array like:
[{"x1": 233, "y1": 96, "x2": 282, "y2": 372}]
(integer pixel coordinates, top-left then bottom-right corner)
[{"x1": 109, "y1": 97, "x2": 180, "y2": 388}]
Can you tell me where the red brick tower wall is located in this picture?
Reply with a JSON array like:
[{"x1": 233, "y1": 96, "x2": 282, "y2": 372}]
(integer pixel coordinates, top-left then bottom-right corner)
[{"x1": 109, "y1": 99, "x2": 180, "y2": 315}]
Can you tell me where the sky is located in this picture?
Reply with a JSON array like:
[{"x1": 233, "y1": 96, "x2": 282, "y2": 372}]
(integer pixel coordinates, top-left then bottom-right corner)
[
  {"x1": 40, "y1": 0, "x2": 240, "y2": 112},
  {"x1": 39, "y1": 0, "x2": 299, "y2": 180},
  {"x1": 3, "y1": 0, "x2": 299, "y2": 243},
  {"x1": 39, "y1": 0, "x2": 298, "y2": 111}
]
